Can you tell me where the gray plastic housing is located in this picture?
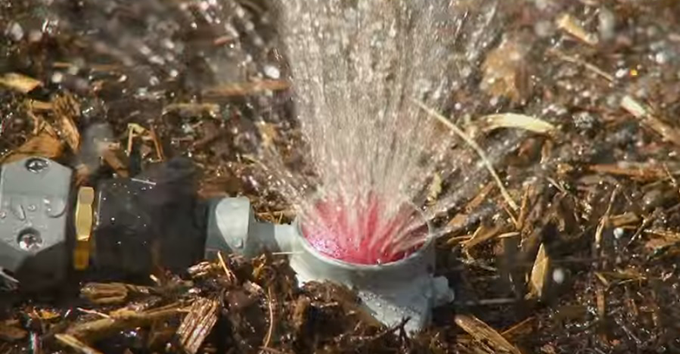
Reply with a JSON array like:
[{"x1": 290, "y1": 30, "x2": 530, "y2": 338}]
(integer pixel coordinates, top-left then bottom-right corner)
[
  {"x1": 205, "y1": 196, "x2": 454, "y2": 333},
  {"x1": 0, "y1": 157, "x2": 72, "y2": 290}
]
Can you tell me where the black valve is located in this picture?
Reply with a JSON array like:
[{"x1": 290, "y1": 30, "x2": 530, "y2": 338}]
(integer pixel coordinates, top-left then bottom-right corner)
[{"x1": 90, "y1": 157, "x2": 208, "y2": 280}]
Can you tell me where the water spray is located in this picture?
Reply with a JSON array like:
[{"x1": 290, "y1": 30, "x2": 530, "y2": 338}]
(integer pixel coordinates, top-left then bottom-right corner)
[{"x1": 0, "y1": 0, "x2": 505, "y2": 336}]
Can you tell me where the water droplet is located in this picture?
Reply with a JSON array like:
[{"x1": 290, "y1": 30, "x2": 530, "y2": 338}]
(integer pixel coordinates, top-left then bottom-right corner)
[
  {"x1": 552, "y1": 268, "x2": 565, "y2": 284},
  {"x1": 614, "y1": 227, "x2": 625, "y2": 239},
  {"x1": 43, "y1": 197, "x2": 67, "y2": 217},
  {"x1": 8, "y1": 22, "x2": 24, "y2": 41},
  {"x1": 27, "y1": 204, "x2": 36, "y2": 212},
  {"x1": 10, "y1": 201, "x2": 25, "y2": 221},
  {"x1": 234, "y1": 239, "x2": 244, "y2": 249},
  {"x1": 51, "y1": 72, "x2": 64, "y2": 84},
  {"x1": 263, "y1": 65, "x2": 281, "y2": 79}
]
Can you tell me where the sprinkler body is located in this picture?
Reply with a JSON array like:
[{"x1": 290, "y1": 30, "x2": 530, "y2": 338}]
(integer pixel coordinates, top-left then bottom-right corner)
[
  {"x1": 0, "y1": 158, "x2": 455, "y2": 333},
  {"x1": 206, "y1": 196, "x2": 454, "y2": 333}
]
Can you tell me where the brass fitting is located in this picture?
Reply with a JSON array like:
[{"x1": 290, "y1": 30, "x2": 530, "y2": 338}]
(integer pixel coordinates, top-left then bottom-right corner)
[{"x1": 74, "y1": 187, "x2": 94, "y2": 270}]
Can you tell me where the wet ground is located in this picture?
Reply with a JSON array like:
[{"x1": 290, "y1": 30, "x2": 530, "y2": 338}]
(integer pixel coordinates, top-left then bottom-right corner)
[{"x1": 2, "y1": 0, "x2": 680, "y2": 353}]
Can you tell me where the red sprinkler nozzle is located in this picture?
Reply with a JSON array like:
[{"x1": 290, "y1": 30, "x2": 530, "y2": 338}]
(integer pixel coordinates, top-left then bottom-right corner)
[{"x1": 301, "y1": 193, "x2": 426, "y2": 264}]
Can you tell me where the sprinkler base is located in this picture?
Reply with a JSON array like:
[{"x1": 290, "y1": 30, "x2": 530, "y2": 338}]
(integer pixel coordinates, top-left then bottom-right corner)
[{"x1": 206, "y1": 196, "x2": 454, "y2": 333}]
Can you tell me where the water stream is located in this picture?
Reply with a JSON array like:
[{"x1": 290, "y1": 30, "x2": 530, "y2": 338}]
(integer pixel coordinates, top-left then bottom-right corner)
[{"x1": 264, "y1": 0, "x2": 509, "y2": 263}]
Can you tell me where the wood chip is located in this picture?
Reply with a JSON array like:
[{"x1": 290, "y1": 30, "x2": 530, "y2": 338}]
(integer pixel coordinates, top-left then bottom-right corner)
[
  {"x1": 292, "y1": 296, "x2": 311, "y2": 333},
  {"x1": 463, "y1": 224, "x2": 503, "y2": 250},
  {"x1": 621, "y1": 95, "x2": 680, "y2": 148},
  {"x1": 556, "y1": 13, "x2": 599, "y2": 46},
  {"x1": 588, "y1": 162, "x2": 666, "y2": 181},
  {"x1": 481, "y1": 37, "x2": 530, "y2": 102},
  {"x1": 163, "y1": 103, "x2": 220, "y2": 117},
  {"x1": 257, "y1": 121, "x2": 279, "y2": 150},
  {"x1": 0, "y1": 321, "x2": 27, "y2": 341},
  {"x1": 1, "y1": 129, "x2": 64, "y2": 164},
  {"x1": 596, "y1": 286, "x2": 606, "y2": 320},
  {"x1": 426, "y1": 173, "x2": 443, "y2": 205},
  {"x1": 81, "y1": 282, "x2": 133, "y2": 305},
  {"x1": 26, "y1": 100, "x2": 53, "y2": 111},
  {"x1": 609, "y1": 212, "x2": 640, "y2": 227},
  {"x1": 0, "y1": 73, "x2": 42, "y2": 93},
  {"x1": 477, "y1": 113, "x2": 556, "y2": 136},
  {"x1": 149, "y1": 126, "x2": 165, "y2": 161},
  {"x1": 446, "y1": 213, "x2": 470, "y2": 234},
  {"x1": 527, "y1": 243, "x2": 551, "y2": 299},
  {"x1": 52, "y1": 94, "x2": 81, "y2": 152},
  {"x1": 101, "y1": 147, "x2": 129, "y2": 178},
  {"x1": 55, "y1": 333, "x2": 103, "y2": 354},
  {"x1": 454, "y1": 314, "x2": 521, "y2": 354},
  {"x1": 177, "y1": 297, "x2": 220, "y2": 354}
]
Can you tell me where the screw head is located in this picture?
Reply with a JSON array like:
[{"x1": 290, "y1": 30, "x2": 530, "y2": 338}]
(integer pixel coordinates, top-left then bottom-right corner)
[
  {"x1": 25, "y1": 158, "x2": 49, "y2": 173},
  {"x1": 17, "y1": 229, "x2": 43, "y2": 251}
]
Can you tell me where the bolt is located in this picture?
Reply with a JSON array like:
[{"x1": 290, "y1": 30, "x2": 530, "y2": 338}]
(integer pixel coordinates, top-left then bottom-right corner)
[
  {"x1": 17, "y1": 229, "x2": 43, "y2": 251},
  {"x1": 25, "y1": 158, "x2": 49, "y2": 173}
]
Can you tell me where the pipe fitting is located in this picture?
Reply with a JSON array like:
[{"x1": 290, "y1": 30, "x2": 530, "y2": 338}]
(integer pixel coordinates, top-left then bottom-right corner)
[{"x1": 206, "y1": 197, "x2": 454, "y2": 333}]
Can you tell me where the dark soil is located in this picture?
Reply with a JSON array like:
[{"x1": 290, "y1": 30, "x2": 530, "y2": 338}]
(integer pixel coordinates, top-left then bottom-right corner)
[{"x1": 2, "y1": 0, "x2": 680, "y2": 353}]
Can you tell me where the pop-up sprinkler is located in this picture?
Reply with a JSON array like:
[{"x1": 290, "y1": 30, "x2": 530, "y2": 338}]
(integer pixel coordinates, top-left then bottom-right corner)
[{"x1": 206, "y1": 195, "x2": 454, "y2": 333}]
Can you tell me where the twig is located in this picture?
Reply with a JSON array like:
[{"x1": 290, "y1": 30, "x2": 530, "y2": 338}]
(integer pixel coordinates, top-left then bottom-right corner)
[
  {"x1": 412, "y1": 99, "x2": 518, "y2": 210},
  {"x1": 263, "y1": 286, "x2": 275, "y2": 348},
  {"x1": 149, "y1": 126, "x2": 165, "y2": 161},
  {"x1": 550, "y1": 49, "x2": 614, "y2": 82},
  {"x1": 65, "y1": 305, "x2": 183, "y2": 342},
  {"x1": 54, "y1": 334, "x2": 103, "y2": 354},
  {"x1": 621, "y1": 95, "x2": 680, "y2": 147},
  {"x1": 217, "y1": 251, "x2": 236, "y2": 284},
  {"x1": 595, "y1": 186, "x2": 618, "y2": 253},
  {"x1": 76, "y1": 308, "x2": 110, "y2": 319}
]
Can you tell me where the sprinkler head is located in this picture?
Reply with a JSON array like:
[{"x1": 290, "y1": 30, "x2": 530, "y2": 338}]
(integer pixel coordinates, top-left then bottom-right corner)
[
  {"x1": 301, "y1": 193, "x2": 426, "y2": 265},
  {"x1": 207, "y1": 196, "x2": 454, "y2": 333}
]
